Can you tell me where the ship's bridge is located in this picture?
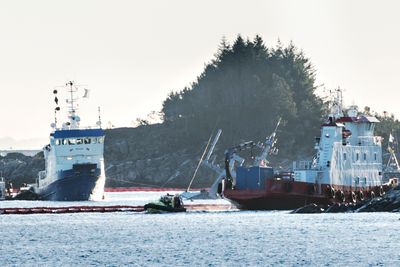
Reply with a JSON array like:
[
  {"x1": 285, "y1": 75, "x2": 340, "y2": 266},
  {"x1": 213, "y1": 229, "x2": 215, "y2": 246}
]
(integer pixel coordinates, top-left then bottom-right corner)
[
  {"x1": 51, "y1": 129, "x2": 104, "y2": 146},
  {"x1": 49, "y1": 128, "x2": 105, "y2": 159}
]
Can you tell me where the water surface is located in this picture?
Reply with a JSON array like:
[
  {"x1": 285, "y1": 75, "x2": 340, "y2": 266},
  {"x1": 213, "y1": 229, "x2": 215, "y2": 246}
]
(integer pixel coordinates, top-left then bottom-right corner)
[{"x1": 1, "y1": 192, "x2": 399, "y2": 266}]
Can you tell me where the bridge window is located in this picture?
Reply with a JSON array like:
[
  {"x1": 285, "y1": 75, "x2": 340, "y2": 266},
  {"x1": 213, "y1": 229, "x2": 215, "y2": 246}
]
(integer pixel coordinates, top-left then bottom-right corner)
[
  {"x1": 84, "y1": 138, "x2": 91, "y2": 144},
  {"x1": 92, "y1": 137, "x2": 97, "y2": 144},
  {"x1": 68, "y1": 139, "x2": 76, "y2": 145},
  {"x1": 55, "y1": 139, "x2": 61, "y2": 145},
  {"x1": 343, "y1": 153, "x2": 347, "y2": 160},
  {"x1": 76, "y1": 138, "x2": 83, "y2": 145},
  {"x1": 374, "y1": 153, "x2": 377, "y2": 161},
  {"x1": 97, "y1": 137, "x2": 104, "y2": 144},
  {"x1": 356, "y1": 153, "x2": 359, "y2": 161},
  {"x1": 355, "y1": 177, "x2": 360, "y2": 185},
  {"x1": 363, "y1": 153, "x2": 367, "y2": 161}
]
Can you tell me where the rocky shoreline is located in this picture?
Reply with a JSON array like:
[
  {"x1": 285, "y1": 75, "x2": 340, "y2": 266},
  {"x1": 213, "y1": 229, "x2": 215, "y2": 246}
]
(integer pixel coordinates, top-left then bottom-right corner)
[{"x1": 292, "y1": 185, "x2": 400, "y2": 214}]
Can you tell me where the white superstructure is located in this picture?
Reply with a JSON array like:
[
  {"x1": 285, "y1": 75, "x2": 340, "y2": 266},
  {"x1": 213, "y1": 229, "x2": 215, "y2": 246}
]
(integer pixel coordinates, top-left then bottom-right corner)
[
  {"x1": 293, "y1": 89, "x2": 383, "y2": 189},
  {"x1": 34, "y1": 81, "x2": 106, "y2": 201}
]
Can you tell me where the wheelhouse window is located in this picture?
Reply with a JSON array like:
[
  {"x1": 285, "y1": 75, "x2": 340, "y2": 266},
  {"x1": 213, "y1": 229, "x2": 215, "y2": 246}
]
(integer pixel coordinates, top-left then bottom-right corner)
[
  {"x1": 68, "y1": 139, "x2": 76, "y2": 145},
  {"x1": 363, "y1": 153, "x2": 367, "y2": 161},
  {"x1": 343, "y1": 153, "x2": 347, "y2": 160},
  {"x1": 374, "y1": 153, "x2": 377, "y2": 161},
  {"x1": 356, "y1": 153, "x2": 359, "y2": 161},
  {"x1": 55, "y1": 139, "x2": 61, "y2": 145}
]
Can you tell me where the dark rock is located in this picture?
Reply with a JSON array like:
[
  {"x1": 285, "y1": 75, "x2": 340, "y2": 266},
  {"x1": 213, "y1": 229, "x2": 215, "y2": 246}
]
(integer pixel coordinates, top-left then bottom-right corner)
[
  {"x1": 292, "y1": 204, "x2": 324, "y2": 214},
  {"x1": 12, "y1": 189, "x2": 39, "y2": 200},
  {"x1": 0, "y1": 152, "x2": 44, "y2": 188},
  {"x1": 356, "y1": 186, "x2": 400, "y2": 212},
  {"x1": 325, "y1": 203, "x2": 352, "y2": 213},
  {"x1": 325, "y1": 203, "x2": 341, "y2": 213}
]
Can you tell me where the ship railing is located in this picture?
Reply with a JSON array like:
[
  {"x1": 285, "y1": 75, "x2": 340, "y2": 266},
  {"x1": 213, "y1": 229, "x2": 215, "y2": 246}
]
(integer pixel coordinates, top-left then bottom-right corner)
[
  {"x1": 357, "y1": 136, "x2": 381, "y2": 146},
  {"x1": 54, "y1": 125, "x2": 102, "y2": 131},
  {"x1": 292, "y1": 160, "x2": 317, "y2": 170}
]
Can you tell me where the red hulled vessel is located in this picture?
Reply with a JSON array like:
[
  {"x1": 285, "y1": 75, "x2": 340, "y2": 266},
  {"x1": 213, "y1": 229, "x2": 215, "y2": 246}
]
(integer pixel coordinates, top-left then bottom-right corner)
[{"x1": 222, "y1": 89, "x2": 385, "y2": 210}]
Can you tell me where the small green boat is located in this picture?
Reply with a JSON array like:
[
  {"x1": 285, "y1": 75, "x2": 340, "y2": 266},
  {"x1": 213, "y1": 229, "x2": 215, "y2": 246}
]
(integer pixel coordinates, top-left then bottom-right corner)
[{"x1": 144, "y1": 194, "x2": 186, "y2": 213}]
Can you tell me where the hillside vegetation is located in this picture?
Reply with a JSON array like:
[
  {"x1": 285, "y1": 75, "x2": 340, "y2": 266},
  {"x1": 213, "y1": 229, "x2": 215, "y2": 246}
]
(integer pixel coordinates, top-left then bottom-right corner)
[{"x1": 162, "y1": 36, "x2": 323, "y2": 157}]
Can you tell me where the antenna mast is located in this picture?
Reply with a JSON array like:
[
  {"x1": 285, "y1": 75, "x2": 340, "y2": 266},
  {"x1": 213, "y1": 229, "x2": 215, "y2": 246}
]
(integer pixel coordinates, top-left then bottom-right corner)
[
  {"x1": 66, "y1": 81, "x2": 80, "y2": 129},
  {"x1": 52, "y1": 89, "x2": 60, "y2": 128},
  {"x1": 97, "y1": 106, "x2": 102, "y2": 128},
  {"x1": 329, "y1": 87, "x2": 343, "y2": 119}
]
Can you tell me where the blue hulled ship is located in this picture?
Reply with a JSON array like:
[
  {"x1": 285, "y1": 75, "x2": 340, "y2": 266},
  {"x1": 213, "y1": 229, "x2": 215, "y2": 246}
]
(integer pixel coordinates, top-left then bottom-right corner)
[{"x1": 34, "y1": 81, "x2": 106, "y2": 201}]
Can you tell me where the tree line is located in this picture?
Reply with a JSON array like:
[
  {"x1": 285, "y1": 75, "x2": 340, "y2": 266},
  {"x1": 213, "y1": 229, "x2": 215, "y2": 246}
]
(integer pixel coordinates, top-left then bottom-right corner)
[{"x1": 161, "y1": 35, "x2": 323, "y2": 160}]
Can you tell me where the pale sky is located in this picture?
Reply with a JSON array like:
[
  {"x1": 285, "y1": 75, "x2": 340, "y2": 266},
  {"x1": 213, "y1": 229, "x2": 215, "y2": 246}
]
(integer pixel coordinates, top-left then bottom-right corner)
[{"x1": 0, "y1": 0, "x2": 399, "y2": 149}]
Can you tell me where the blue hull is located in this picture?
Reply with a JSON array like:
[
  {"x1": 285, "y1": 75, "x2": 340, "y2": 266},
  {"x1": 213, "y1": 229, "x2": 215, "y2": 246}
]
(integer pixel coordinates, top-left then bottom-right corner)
[{"x1": 38, "y1": 164, "x2": 102, "y2": 201}]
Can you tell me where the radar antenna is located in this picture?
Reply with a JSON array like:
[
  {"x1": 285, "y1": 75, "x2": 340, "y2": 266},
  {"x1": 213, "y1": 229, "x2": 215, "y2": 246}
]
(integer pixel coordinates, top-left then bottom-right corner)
[{"x1": 330, "y1": 87, "x2": 344, "y2": 119}]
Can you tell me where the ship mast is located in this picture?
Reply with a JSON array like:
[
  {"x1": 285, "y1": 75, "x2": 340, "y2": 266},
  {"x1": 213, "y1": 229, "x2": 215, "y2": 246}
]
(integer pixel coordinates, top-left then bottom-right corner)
[
  {"x1": 66, "y1": 81, "x2": 80, "y2": 129},
  {"x1": 330, "y1": 88, "x2": 343, "y2": 120},
  {"x1": 253, "y1": 118, "x2": 281, "y2": 166}
]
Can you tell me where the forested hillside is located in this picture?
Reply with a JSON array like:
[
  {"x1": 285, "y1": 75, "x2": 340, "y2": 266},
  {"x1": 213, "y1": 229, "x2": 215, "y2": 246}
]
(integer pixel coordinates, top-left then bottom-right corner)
[{"x1": 162, "y1": 35, "x2": 323, "y2": 158}]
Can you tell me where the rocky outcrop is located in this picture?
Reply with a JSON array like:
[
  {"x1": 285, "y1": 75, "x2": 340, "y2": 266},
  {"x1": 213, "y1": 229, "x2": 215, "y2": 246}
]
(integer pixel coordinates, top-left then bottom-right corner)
[
  {"x1": 103, "y1": 124, "x2": 220, "y2": 188},
  {"x1": 105, "y1": 149, "x2": 215, "y2": 188},
  {"x1": 0, "y1": 124, "x2": 221, "y2": 188},
  {"x1": 0, "y1": 152, "x2": 44, "y2": 187},
  {"x1": 356, "y1": 186, "x2": 400, "y2": 212},
  {"x1": 292, "y1": 204, "x2": 324, "y2": 214},
  {"x1": 292, "y1": 185, "x2": 400, "y2": 214}
]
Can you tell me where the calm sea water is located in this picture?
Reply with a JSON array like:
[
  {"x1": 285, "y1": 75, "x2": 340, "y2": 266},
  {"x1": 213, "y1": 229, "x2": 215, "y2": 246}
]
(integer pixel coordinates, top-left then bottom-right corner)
[{"x1": 1, "y1": 192, "x2": 399, "y2": 266}]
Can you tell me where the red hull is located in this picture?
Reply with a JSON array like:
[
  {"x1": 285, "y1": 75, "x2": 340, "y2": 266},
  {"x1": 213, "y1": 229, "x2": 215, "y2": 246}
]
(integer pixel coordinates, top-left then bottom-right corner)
[
  {"x1": 223, "y1": 179, "x2": 384, "y2": 210},
  {"x1": 105, "y1": 187, "x2": 209, "y2": 192}
]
